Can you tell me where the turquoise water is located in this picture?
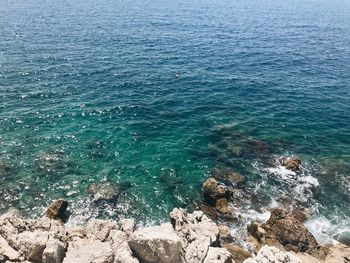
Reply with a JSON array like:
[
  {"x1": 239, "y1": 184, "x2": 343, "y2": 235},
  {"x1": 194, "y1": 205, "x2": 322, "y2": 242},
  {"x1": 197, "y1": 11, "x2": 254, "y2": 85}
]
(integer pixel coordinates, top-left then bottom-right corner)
[{"x1": 1, "y1": 0, "x2": 350, "y2": 240}]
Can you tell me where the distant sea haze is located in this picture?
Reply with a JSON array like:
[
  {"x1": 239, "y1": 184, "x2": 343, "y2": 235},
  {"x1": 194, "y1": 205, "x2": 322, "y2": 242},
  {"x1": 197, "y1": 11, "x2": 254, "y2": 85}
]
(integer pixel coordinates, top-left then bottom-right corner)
[{"x1": 0, "y1": 0, "x2": 349, "y2": 244}]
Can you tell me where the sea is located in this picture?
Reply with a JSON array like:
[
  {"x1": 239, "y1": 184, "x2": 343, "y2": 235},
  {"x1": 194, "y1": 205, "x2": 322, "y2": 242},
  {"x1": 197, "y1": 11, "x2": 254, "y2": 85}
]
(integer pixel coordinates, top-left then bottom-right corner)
[{"x1": 0, "y1": 0, "x2": 349, "y2": 245}]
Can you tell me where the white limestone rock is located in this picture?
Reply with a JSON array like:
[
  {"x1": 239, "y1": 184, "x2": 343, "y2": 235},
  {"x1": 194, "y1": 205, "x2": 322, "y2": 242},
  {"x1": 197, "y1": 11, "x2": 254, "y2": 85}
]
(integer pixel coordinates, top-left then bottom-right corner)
[
  {"x1": 243, "y1": 245, "x2": 302, "y2": 263},
  {"x1": 109, "y1": 230, "x2": 139, "y2": 263},
  {"x1": 121, "y1": 218, "x2": 135, "y2": 236},
  {"x1": 42, "y1": 236, "x2": 66, "y2": 263},
  {"x1": 128, "y1": 223, "x2": 181, "y2": 263},
  {"x1": 63, "y1": 238, "x2": 114, "y2": 263},
  {"x1": 87, "y1": 219, "x2": 117, "y2": 241},
  {"x1": 203, "y1": 247, "x2": 233, "y2": 263}
]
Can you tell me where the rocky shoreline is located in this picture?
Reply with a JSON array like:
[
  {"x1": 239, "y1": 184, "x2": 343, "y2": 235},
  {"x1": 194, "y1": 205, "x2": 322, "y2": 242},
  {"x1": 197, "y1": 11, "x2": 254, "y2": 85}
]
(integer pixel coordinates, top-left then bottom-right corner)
[
  {"x1": 1, "y1": 157, "x2": 349, "y2": 263},
  {"x1": 1, "y1": 202, "x2": 349, "y2": 263}
]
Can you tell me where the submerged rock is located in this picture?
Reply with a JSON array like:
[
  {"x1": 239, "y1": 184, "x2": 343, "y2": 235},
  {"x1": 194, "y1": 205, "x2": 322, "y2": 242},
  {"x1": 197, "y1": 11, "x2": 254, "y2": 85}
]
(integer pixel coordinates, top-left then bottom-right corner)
[
  {"x1": 128, "y1": 223, "x2": 181, "y2": 263},
  {"x1": 334, "y1": 230, "x2": 350, "y2": 246},
  {"x1": 44, "y1": 199, "x2": 68, "y2": 222},
  {"x1": 212, "y1": 168, "x2": 245, "y2": 186},
  {"x1": 87, "y1": 182, "x2": 120, "y2": 201}
]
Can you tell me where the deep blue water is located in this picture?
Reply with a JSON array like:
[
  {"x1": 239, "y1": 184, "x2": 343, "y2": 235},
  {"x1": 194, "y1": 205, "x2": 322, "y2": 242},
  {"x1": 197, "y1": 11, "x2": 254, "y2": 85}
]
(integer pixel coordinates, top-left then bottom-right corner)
[{"x1": 0, "y1": 0, "x2": 350, "y2": 242}]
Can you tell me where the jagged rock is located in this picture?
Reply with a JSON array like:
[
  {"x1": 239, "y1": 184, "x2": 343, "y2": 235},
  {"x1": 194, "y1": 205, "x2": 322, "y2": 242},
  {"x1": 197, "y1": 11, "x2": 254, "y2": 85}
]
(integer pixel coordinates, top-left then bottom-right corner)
[
  {"x1": 244, "y1": 245, "x2": 302, "y2": 263},
  {"x1": 170, "y1": 208, "x2": 219, "y2": 263},
  {"x1": 87, "y1": 219, "x2": 117, "y2": 241},
  {"x1": 212, "y1": 168, "x2": 245, "y2": 186},
  {"x1": 87, "y1": 182, "x2": 119, "y2": 201},
  {"x1": 224, "y1": 244, "x2": 250, "y2": 263},
  {"x1": 128, "y1": 223, "x2": 181, "y2": 263},
  {"x1": 203, "y1": 247, "x2": 233, "y2": 263},
  {"x1": 63, "y1": 238, "x2": 114, "y2": 263},
  {"x1": 184, "y1": 236, "x2": 211, "y2": 263},
  {"x1": 279, "y1": 157, "x2": 301, "y2": 172},
  {"x1": 121, "y1": 219, "x2": 135, "y2": 236},
  {"x1": 248, "y1": 208, "x2": 320, "y2": 257},
  {"x1": 44, "y1": 199, "x2": 68, "y2": 222},
  {"x1": 109, "y1": 230, "x2": 139, "y2": 263},
  {"x1": 264, "y1": 208, "x2": 318, "y2": 253},
  {"x1": 202, "y1": 178, "x2": 232, "y2": 205},
  {"x1": 42, "y1": 236, "x2": 65, "y2": 263},
  {"x1": 200, "y1": 204, "x2": 219, "y2": 220}
]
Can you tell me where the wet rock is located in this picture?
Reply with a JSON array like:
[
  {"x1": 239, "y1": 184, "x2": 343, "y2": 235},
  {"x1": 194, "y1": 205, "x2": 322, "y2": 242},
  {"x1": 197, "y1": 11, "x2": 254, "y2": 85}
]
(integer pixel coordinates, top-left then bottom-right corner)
[
  {"x1": 334, "y1": 230, "x2": 350, "y2": 246},
  {"x1": 246, "y1": 139, "x2": 271, "y2": 155},
  {"x1": 203, "y1": 247, "x2": 233, "y2": 263},
  {"x1": 128, "y1": 223, "x2": 181, "y2": 263},
  {"x1": 262, "y1": 208, "x2": 319, "y2": 254},
  {"x1": 215, "y1": 198, "x2": 235, "y2": 219},
  {"x1": 200, "y1": 204, "x2": 219, "y2": 221},
  {"x1": 42, "y1": 236, "x2": 65, "y2": 263},
  {"x1": 212, "y1": 168, "x2": 245, "y2": 186},
  {"x1": 87, "y1": 182, "x2": 120, "y2": 201},
  {"x1": 87, "y1": 219, "x2": 117, "y2": 242},
  {"x1": 0, "y1": 161, "x2": 16, "y2": 178},
  {"x1": 244, "y1": 245, "x2": 302, "y2": 263},
  {"x1": 279, "y1": 157, "x2": 302, "y2": 172},
  {"x1": 203, "y1": 178, "x2": 232, "y2": 205},
  {"x1": 292, "y1": 208, "x2": 310, "y2": 223},
  {"x1": 63, "y1": 238, "x2": 114, "y2": 263},
  {"x1": 224, "y1": 244, "x2": 250, "y2": 263},
  {"x1": 86, "y1": 140, "x2": 106, "y2": 159},
  {"x1": 44, "y1": 199, "x2": 69, "y2": 222}
]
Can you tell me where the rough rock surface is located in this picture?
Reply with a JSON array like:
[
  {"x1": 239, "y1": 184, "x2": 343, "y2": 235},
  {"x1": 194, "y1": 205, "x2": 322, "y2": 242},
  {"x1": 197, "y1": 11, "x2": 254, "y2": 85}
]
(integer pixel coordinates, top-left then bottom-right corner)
[
  {"x1": 279, "y1": 157, "x2": 302, "y2": 172},
  {"x1": 0, "y1": 205, "x2": 349, "y2": 263},
  {"x1": 87, "y1": 218, "x2": 117, "y2": 241},
  {"x1": 44, "y1": 199, "x2": 68, "y2": 222},
  {"x1": 203, "y1": 247, "x2": 233, "y2": 263},
  {"x1": 202, "y1": 178, "x2": 232, "y2": 205},
  {"x1": 170, "y1": 208, "x2": 219, "y2": 263},
  {"x1": 248, "y1": 208, "x2": 320, "y2": 256},
  {"x1": 128, "y1": 223, "x2": 181, "y2": 263},
  {"x1": 224, "y1": 244, "x2": 250, "y2": 263},
  {"x1": 63, "y1": 238, "x2": 114, "y2": 263},
  {"x1": 243, "y1": 245, "x2": 302, "y2": 263}
]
